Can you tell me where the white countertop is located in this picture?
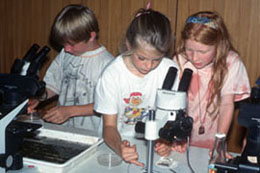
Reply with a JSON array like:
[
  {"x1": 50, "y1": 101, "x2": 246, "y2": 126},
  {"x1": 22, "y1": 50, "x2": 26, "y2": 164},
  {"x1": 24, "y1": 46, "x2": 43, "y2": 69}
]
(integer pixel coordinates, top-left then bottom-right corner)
[
  {"x1": 71, "y1": 139, "x2": 210, "y2": 173},
  {"x1": 8, "y1": 123, "x2": 210, "y2": 173}
]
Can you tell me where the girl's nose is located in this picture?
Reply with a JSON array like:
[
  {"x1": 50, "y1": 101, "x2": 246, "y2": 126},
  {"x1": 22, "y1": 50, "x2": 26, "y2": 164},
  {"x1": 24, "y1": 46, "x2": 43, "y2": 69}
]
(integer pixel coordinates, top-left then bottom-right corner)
[
  {"x1": 145, "y1": 61, "x2": 153, "y2": 70},
  {"x1": 190, "y1": 51, "x2": 199, "y2": 62}
]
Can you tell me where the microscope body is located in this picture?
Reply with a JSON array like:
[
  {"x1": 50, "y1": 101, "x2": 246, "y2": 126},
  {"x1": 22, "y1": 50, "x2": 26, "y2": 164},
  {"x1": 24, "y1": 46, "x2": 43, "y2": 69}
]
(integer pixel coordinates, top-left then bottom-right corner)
[
  {"x1": 156, "y1": 89, "x2": 193, "y2": 143},
  {"x1": 135, "y1": 68, "x2": 194, "y2": 143}
]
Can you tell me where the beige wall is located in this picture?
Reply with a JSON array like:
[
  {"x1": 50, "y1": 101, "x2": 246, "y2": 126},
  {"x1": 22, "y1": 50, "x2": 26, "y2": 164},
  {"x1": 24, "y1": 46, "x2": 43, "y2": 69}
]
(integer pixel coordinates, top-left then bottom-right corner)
[{"x1": 1, "y1": 0, "x2": 259, "y2": 85}]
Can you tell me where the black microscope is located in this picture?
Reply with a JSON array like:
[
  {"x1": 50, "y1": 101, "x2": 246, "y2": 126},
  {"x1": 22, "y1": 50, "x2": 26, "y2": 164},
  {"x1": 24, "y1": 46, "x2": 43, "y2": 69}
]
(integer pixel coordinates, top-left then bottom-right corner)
[{"x1": 0, "y1": 44, "x2": 50, "y2": 173}]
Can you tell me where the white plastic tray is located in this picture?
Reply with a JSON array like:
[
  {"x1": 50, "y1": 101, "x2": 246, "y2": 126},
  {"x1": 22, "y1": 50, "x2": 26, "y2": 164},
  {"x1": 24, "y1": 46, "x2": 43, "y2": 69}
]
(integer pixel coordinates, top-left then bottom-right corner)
[{"x1": 23, "y1": 128, "x2": 103, "y2": 173}]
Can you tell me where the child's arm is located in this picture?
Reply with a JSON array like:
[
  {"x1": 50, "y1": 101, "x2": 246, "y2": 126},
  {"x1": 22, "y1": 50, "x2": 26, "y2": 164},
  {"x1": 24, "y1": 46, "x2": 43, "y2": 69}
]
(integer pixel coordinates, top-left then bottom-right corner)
[
  {"x1": 41, "y1": 103, "x2": 94, "y2": 123},
  {"x1": 217, "y1": 94, "x2": 235, "y2": 135},
  {"x1": 103, "y1": 114, "x2": 144, "y2": 167},
  {"x1": 103, "y1": 114, "x2": 122, "y2": 155},
  {"x1": 214, "y1": 94, "x2": 235, "y2": 159}
]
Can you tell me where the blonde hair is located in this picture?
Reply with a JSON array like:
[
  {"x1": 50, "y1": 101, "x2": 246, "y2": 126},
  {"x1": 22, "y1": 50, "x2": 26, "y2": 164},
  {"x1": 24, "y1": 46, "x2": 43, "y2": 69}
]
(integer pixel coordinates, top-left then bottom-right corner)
[
  {"x1": 176, "y1": 11, "x2": 236, "y2": 119},
  {"x1": 50, "y1": 4, "x2": 99, "y2": 47}
]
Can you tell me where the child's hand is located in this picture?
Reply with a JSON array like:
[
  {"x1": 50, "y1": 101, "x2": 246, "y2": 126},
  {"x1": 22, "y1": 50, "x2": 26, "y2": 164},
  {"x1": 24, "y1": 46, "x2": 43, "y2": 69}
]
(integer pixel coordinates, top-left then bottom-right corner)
[
  {"x1": 27, "y1": 99, "x2": 40, "y2": 113},
  {"x1": 120, "y1": 140, "x2": 144, "y2": 167},
  {"x1": 171, "y1": 141, "x2": 187, "y2": 153},
  {"x1": 42, "y1": 106, "x2": 72, "y2": 124},
  {"x1": 155, "y1": 140, "x2": 171, "y2": 156}
]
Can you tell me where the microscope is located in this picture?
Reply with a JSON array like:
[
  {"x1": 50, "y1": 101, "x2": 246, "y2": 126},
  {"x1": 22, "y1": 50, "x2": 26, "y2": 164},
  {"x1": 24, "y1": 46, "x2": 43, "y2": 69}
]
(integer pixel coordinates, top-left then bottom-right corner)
[
  {"x1": 0, "y1": 44, "x2": 50, "y2": 173},
  {"x1": 156, "y1": 68, "x2": 194, "y2": 143},
  {"x1": 135, "y1": 67, "x2": 194, "y2": 173},
  {"x1": 214, "y1": 78, "x2": 260, "y2": 173}
]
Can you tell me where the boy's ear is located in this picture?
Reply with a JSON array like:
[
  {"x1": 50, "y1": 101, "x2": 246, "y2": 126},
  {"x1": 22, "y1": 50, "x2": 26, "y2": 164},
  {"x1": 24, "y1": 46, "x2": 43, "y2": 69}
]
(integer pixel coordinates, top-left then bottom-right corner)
[{"x1": 89, "y1": 32, "x2": 97, "y2": 42}]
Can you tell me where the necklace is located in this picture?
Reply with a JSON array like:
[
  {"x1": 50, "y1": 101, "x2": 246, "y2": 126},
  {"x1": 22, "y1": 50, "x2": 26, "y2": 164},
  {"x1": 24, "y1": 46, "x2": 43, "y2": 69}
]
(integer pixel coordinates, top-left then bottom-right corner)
[{"x1": 197, "y1": 69, "x2": 207, "y2": 135}]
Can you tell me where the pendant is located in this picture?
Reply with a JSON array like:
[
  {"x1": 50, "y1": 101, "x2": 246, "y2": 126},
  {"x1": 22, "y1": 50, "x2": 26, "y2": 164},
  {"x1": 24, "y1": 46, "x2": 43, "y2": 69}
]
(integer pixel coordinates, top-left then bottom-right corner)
[{"x1": 198, "y1": 125, "x2": 205, "y2": 135}]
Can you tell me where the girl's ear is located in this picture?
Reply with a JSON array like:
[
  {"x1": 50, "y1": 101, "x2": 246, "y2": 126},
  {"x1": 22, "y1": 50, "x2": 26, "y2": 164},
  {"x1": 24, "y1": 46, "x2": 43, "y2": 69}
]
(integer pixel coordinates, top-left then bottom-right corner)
[{"x1": 125, "y1": 39, "x2": 131, "y2": 51}]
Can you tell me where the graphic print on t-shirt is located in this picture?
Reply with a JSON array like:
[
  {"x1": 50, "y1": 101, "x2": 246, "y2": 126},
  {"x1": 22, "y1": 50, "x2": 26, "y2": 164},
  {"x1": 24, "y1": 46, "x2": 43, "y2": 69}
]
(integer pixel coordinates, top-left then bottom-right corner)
[
  {"x1": 123, "y1": 92, "x2": 149, "y2": 124},
  {"x1": 61, "y1": 62, "x2": 94, "y2": 105}
]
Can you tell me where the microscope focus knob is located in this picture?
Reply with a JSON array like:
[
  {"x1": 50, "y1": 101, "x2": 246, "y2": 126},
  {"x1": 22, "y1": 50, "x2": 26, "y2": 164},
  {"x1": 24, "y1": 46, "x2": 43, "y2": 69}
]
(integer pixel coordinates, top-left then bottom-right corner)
[
  {"x1": 5, "y1": 155, "x2": 13, "y2": 168},
  {"x1": 0, "y1": 153, "x2": 14, "y2": 169}
]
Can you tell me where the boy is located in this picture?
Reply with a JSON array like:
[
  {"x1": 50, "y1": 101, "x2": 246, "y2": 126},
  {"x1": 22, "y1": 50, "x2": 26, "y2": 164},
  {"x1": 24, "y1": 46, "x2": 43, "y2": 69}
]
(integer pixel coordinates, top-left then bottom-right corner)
[{"x1": 28, "y1": 4, "x2": 114, "y2": 132}]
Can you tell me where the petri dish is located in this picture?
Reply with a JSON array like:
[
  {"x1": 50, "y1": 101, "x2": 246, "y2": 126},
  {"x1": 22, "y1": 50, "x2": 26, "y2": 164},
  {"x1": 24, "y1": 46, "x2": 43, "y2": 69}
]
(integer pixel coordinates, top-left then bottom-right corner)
[{"x1": 97, "y1": 151, "x2": 122, "y2": 168}]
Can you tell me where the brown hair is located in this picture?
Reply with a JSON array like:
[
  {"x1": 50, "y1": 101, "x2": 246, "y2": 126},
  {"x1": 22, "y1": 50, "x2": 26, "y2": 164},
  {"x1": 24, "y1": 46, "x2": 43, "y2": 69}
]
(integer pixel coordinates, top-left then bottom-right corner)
[
  {"x1": 121, "y1": 8, "x2": 172, "y2": 57},
  {"x1": 50, "y1": 4, "x2": 99, "y2": 47}
]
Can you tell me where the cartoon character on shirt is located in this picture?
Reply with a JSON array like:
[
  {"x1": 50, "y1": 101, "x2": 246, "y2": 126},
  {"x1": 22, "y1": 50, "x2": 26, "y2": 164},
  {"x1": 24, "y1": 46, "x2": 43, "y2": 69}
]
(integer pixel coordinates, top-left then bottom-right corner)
[{"x1": 123, "y1": 92, "x2": 147, "y2": 124}]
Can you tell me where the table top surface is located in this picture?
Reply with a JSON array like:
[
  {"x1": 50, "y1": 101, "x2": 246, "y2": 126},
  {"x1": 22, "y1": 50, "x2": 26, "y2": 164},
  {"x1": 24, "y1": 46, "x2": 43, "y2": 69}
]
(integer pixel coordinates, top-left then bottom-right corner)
[{"x1": 7, "y1": 124, "x2": 211, "y2": 173}]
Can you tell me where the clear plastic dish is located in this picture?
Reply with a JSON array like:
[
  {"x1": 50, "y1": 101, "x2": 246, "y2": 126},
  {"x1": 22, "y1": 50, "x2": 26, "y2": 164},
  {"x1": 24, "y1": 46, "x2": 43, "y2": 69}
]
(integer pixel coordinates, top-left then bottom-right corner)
[{"x1": 97, "y1": 151, "x2": 122, "y2": 168}]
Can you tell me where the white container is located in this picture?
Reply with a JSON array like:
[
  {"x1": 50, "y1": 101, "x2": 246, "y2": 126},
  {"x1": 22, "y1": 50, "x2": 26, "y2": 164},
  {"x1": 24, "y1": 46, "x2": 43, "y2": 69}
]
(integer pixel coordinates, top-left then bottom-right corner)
[{"x1": 23, "y1": 128, "x2": 103, "y2": 173}]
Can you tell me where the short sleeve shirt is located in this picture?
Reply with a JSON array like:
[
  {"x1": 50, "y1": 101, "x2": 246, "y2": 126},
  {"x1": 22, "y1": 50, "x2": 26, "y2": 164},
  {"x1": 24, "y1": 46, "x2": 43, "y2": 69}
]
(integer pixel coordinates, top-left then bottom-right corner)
[
  {"x1": 174, "y1": 51, "x2": 251, "y2": 148},
  {"x1": 43, "y1": 46, "x2": 114, "y2": 131},
  {"x1": 94, "y1": 55, "x2": 180, "y2": 137}
]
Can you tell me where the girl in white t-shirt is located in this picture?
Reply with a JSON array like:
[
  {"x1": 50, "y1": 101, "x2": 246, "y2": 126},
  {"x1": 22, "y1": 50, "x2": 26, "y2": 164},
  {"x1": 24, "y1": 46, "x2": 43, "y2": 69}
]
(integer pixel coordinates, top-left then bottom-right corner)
[{"x1": 94, "y1": 7, "x2": 179, "y2": 166}]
